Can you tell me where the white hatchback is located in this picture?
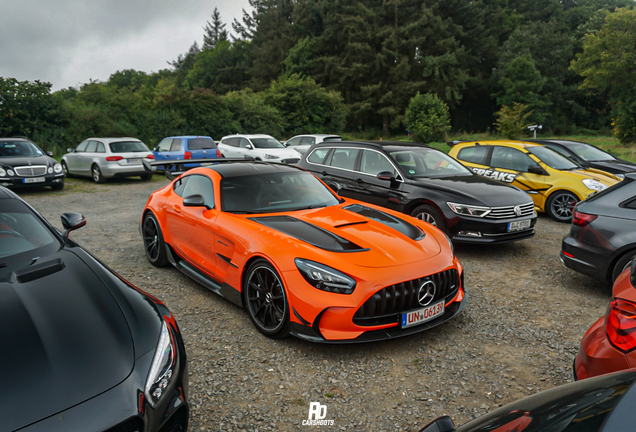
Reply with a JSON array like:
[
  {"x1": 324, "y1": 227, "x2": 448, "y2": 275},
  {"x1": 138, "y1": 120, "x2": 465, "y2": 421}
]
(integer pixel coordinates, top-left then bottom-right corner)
[{"x1": 218, "y1": 134, "x2": 300, "y2": 164}]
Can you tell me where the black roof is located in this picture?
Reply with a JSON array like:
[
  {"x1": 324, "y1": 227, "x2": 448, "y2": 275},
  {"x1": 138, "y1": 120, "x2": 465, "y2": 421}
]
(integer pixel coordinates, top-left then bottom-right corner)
[
  {"x1": 0, "y1": 186, "x2": 19, "y2": 199},
  {"x1": 203, "y1": 161, "x2": 304, "y2": 178},
  {"x1": 526, "y1": 139, "x2": 588, "y2": 147}
]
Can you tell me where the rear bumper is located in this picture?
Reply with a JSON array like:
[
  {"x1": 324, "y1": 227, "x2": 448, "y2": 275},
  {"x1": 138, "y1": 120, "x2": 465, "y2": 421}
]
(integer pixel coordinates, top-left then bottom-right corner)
[
  {"x1": 561, "y1": 235, "x2": 611, "y2": 281},
  {"x1": 101, "y1": 163, "x2": 149, "y2": 178},
  {"x1": 574, "y1": 316, "x2": 631, "y2": 380}
]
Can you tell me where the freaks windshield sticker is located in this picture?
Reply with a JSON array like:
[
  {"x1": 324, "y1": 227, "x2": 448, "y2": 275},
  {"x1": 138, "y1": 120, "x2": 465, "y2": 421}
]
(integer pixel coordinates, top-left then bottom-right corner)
[{"x1": 470, "y1": 167, "x2": 517, "y2": 183}]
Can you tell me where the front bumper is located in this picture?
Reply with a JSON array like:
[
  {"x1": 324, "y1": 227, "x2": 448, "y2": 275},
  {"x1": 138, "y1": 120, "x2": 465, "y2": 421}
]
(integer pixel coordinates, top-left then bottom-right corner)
[
  {"x1": 447, "y1": 214, "x2": 537, "y2": 244},
  {"x1": 0, "y1": 173, "x2": 64, "y2": 188}
]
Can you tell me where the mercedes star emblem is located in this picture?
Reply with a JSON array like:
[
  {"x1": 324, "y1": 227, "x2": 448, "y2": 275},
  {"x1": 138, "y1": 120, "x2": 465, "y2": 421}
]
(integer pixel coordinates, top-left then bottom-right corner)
[{"x1": 418, "y1": 280, "x2": 436, "y2": 306}]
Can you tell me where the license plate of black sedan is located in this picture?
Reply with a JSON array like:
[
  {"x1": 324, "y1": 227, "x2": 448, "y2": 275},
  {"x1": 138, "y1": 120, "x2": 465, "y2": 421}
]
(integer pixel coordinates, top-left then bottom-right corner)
[
  {"x1": 401, "y1": 300, "x2": 444, "y2": 328},
  {"x1": 507, "y1": 219, "x2": 531, "y2": 232},
  {"x1": 23, "y1": 177, "x2": 45, "y2": 183}
]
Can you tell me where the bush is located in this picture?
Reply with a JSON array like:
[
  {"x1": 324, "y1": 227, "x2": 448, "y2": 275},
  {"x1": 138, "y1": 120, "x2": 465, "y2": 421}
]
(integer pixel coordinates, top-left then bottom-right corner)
[
  {"x1": 494, "y1": 103, "x2": 533, "y2": 139},
  {"x1": 405, "y1": 93, "x2": 451, "y2": 143}
]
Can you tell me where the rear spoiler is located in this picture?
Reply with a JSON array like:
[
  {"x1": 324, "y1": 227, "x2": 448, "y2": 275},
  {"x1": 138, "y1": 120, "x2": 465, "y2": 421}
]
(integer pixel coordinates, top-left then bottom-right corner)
[
  {"x1": 446, "y1": 140, "x2": 468, "y2": 147},
  {"x1": 142, "y1": 158, "x2": 254, "y2": 180}
]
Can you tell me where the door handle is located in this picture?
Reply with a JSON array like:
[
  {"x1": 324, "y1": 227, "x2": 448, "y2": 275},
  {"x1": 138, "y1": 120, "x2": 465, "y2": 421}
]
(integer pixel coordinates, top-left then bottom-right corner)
[
  {"x1": 356, "y1": 178, "x2": 364, "y2": 183},
  {"x1": 322, "y1": 171, "x2": 328, "y2": 176},
  {"x1": 173, "y1": 205, "x2": 181, "y2": 213}
]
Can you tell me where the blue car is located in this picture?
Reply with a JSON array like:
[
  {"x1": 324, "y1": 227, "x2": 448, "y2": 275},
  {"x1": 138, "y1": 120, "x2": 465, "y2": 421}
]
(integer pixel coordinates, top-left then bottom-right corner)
[{"x1": 152, "y1": 136, "x2": 221, "y2": 169}]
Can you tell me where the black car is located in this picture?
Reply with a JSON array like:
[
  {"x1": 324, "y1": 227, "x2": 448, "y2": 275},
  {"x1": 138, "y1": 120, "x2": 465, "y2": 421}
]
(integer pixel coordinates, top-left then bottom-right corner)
[
  {"x1": 529, "y1": 139, "x2": 636, "y2": 178},
  {"x1": 419, "y1": 369, "x2": 636, "y2": 432},
  {"x1": 561, "y1": 172, "x2": 636, "y2": 282},
  {"x1": 0, "y1": 187, "x2": 188, "y2": 432},
  {"x1": 297, "y1": 141, "x2": 537, "y2": 244},
  {"x1": 0, "y1": 137, "x2": 65, "y2": 190}
]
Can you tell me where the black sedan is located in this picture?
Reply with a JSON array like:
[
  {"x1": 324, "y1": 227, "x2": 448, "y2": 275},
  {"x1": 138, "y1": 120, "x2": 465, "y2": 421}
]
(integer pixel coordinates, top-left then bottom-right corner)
[
  {"x1": 529, "y1": 139, "x2": 636, "y2": 178},
  {"x1": 561, "y1": 172, "x2": 636, "y2": 282},
  {"x1": 0, "y1": 137, "x2": 64, "y2": 190},
  {"x1": 419, "y1": 369, "x2": 636, "y2": 432},
  {"x1": 0, "y1": 187, "x2": 188, "y2": 431},
  {"x1": 297, "y1": 141, "x2": 537, "y2": 244}
]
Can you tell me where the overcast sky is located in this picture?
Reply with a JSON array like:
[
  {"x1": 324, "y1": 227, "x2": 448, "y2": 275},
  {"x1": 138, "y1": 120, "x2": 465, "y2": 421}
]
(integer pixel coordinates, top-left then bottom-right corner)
[{"x1": 0, "y1": 0, "x2": 251, "y2": 90}]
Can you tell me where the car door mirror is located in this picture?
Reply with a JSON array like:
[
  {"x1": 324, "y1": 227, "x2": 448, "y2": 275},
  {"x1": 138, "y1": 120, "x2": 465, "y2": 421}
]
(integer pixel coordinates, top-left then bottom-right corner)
[
  {"x1": 528, "y1": 165, "x2": 547, "y2": 175},
  {"x1": 67, "y1": 148, "x2": 75, "y2": 153},
  {"x1": 418, "y1": 415, "x2": 455, "y2": 432},
  {"x1": 154, "y1": 146, "x2": 159, "y2": 152},
  {"x1": 377, "y1": 171, "x2": 395, "y2": 181},
  {"x1": 45, "y1": 151, "x2": 54, "y2": 157},
  {"x1": 183, "y1": 194, "x2": 206, "y2": 207},
  {"x1": 246, "y1": 144, "x2": 253, "y2": 149},
  {"x1": 61, "y1": 212, "x2": 86, "y2": 238},
  {"x1": 326, "y1": 182, "x2": 341, "y2": 193}
]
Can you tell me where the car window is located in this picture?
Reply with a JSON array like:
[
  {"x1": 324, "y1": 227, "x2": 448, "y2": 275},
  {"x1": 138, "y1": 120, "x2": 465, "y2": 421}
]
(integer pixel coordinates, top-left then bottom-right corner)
[
  {"x1": 359, "y1": 150, "x2": 396, "y2": 176},
  {"x1": 458, "y1": 146, "x2": 489, "y2": 165},
  {"x1": 96, "y1": 142, "x2": 105, "y2": 153},
  {"x1": 390, "y1": 148, "x2": 472, "y2": 178},
  {"x1": 85, "y1": 141, "x2": 98, "y2": 153},
  {"x1": 323, "y1": 136, "x2": 342, "y2": 142},
  {"x1": 187, "y1": 138, "x2": 216, "y2": 150},
  {"x1": 239, "y1": 138, "x2": 251, "y2": 149},
  {"x1": 328, "y1": 148, "x2": 360, "y2": 170},
  {"x1": 0, "y1": 200, "x2": 59, "y2": 260},
  {"x1": 76, "y1": 140, "x2": 89, "y2": 153},
  {"x1": 307, "y1": 148, "x2": 330, "y2": 164},
  {"x1": 109, "y1": 141, "x2": 150, "y2": 153},
  {"x1": 251, "y1": 138, "x2": 285, "y2": 148},
  {"x1": 0, "y1": 140, "x2": 44, "y2": 157},
  {"x1": 181, "y1": 174, "x2": 215, "y2": 208},
  {"x1": 544, "y1": 144, "x2": 572, "y2": 159},
  {"x1": 170, "y1": 138, "x2": 182, "y2": 152},
  {"x1": 286, "y1": 137, "x2": 302, "y2": 146},
  {"x1": 491, "y1": 147, "x2": 537, "y2": 172},
  {"x1": 300, "y1": 137, "x2": 316, "y2": 145},
  {"x1": 565, "y1": 142, "x2": 615, "y2": 162},
  {"x1": 157, "y1": 139, "x2": 173, "y2": 152},
  {"x1": 527, "y1": 146, "x2": 579, "y2": 170},
  {"x1": 173, "y1": 175, "x2": 190, "y2": 197},
  {"x1": 225, "y1": 138, "x2": 239, "y2": 147}
]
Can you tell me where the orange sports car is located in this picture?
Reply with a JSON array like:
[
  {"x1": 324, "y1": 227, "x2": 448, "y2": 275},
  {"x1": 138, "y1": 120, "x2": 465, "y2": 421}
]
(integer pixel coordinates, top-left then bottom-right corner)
[{"x1": 140, "y1": 159, "x2": 465, "y2": 342}]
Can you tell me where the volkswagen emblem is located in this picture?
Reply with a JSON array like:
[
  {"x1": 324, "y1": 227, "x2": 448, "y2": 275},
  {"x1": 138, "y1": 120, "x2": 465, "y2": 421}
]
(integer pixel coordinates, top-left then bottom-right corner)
[
  {"x1": 514, "y1": 205, "x2": 522, "y2": 217},
  {"x1": 417, "y1": 280, "x2": 436, "y2": 306}
]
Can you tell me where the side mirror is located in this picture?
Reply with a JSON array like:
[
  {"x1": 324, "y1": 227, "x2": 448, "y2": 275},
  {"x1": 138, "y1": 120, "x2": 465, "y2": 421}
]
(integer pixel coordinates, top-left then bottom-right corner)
[
  {"x1": 154, "y1": 146, "x2": 159, "y2": 152},
  {"x1": 246, "y1": 144, "x2": 253, "y2": 149},
  {"x1": 61, "y1": 212, "x2": 86, "y2": 238},
  {"x1": 326, "y1": 182, "x2": 341, "y2": 193},
  {"x1": 418, "y1": 415, "x2": 455, "y2": 432},
  {"x1": 377, "y1": 171, "x2": 395, "y2": 181},
  {"x1": 45, "y1": 151, "x2": 54, "y2": 157},
  {"x1": 528, "y1": 165, "x2": 547, "y2": 175},
  {"x1": 631, "y1": 258, "x2": 636, "y2": 287},
  {"x1": 183, "y1": 194, "x2": 206, "y2": 207},
  {"x1": 67, "y1": 148, "x2": 75, "y2": 153}
]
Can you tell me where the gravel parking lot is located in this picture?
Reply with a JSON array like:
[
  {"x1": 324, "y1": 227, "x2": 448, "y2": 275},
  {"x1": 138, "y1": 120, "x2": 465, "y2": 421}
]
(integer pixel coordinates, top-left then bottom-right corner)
[{"x1": 19, "y1": 176, "x2": 612, "y2": 431}]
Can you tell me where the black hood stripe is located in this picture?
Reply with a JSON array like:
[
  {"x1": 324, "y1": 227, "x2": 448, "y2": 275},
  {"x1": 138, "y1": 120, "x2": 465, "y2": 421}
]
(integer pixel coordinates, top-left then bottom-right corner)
[{"x1": 343, "y1": 204, "x2": 425, "y2": 241}]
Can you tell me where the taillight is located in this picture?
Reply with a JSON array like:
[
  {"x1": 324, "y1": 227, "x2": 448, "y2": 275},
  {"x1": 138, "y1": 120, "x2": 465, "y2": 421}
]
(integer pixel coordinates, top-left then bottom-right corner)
[
  {"x1": 106, "y1": 156, "x2": 123, "y2": 161},
  {"x1": 146, "y1": 154, "x2": 155, "y2": 159},
  {"x1": 216, "y1": 149, "x2": 221, "y2": 158},
  {"x1": 184, "y1": 151, "x2": 192, "y2": 159},
  {"x1": 605, "y1": 297, "x2": 636, "y2": 353},
  {"x1": 572, "y1": 210, "x2": 597, "y2": 227}
]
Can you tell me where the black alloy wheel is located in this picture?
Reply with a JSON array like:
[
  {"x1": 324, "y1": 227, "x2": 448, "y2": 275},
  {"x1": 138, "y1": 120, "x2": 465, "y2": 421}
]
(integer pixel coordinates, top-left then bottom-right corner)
[
  {"x1": 244, "y1": 260, "x2": 290, "y2": 338},
  {"x1": 546, "y1": 191, "x2": 578, "y2": 222},
  {"x1": 612, "y1": 253, "x2": 636, "y2": 282},
  {"x1": 143, "y1": 213, "x2": 169, "y2": 267},
  {"x1": 410, "y1": 204, "x2": 446, "y2": 232},
  {"x1": 92, "y1": 164, "x2": 105, "y2": 183}
]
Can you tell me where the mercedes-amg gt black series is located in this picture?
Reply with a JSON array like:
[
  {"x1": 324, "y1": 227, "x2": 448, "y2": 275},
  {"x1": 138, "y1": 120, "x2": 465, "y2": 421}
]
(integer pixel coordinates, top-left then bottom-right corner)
[
  {"x1": 297, "y1": 141, "x2": 537, "y2": 244},
  {"x1": 0, "y1": 187, "x2": 188, "y2": 432}
]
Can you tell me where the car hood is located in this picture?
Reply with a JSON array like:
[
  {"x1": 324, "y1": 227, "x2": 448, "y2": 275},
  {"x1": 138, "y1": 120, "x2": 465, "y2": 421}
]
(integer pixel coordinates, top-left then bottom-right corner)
[
  {"x1": 254, "y1": 148, "x2": 300, "y2": 159},
  {"x1": 408, "y1": 175, "x2": 532, "y2": 207},
  {"x1": 248, "y1": 204, "x2": 442, "y2": 267},
  {"x1": 0, "y1": 155, "x2": 55, "y2": 169},
  {"x1": 0, "y1": 250, "x2": 134, "y2": 431},
  {"x1": 569, "y1": 168, "x2": 618, "y2": 185},
  {"x1": 589, "y1": 159, "x2": 636, "y2": 174}
]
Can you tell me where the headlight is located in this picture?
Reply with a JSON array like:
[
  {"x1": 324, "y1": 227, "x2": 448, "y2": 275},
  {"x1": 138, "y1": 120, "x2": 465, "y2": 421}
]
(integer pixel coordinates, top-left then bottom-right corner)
[
  {"x1": 616, "y1": 174, "x2": 625, "y2": 180},
  {"x1": 7, "y1": 169, "x2": 15, "y2": 176},
  {"x1": 48, "y1": 167, "x2": 53, "y2": 174},
  {"x1": 54, "y1": 163, "x2": 63, "y2": 173},
  {"x1": 447, "y1": 202, "x2": 491, "y2": 217},
  {"x1": 145, "y1": 321, "x2": 179, "y2": 408},
  {"x1": 265, "y1": 154, "x2": 278, "y2": 159},
  {"x1": 582, "y1": 179, "x2": 608, "y2": 192},
  {"x1": 295, "y1": 258, "x2": 356, "y2": 294},
  {"x1": 0, "y1": 168, "x2": 5, "y2": 177}
]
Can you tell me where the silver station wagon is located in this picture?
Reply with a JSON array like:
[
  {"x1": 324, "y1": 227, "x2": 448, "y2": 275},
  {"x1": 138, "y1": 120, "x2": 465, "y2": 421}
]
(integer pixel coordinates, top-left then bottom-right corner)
[{"x1": 62, "y1": 137, "x2": 155, "y2": 183}]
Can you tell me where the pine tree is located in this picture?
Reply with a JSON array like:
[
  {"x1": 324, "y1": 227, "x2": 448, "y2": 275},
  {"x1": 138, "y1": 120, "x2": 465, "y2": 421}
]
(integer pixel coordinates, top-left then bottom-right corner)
[{"x1": 203, "y1": 8, "x2": 228, "y2": 50}]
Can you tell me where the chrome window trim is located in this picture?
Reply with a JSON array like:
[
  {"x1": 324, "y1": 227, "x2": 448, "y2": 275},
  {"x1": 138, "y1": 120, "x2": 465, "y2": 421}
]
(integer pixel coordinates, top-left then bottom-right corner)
[{"x1": 305, "y1": 146, "x2": 404, "y2": 183}]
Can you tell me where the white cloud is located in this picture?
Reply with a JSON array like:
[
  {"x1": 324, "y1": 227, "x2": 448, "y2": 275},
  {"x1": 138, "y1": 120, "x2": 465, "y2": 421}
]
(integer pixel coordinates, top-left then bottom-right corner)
[{"x1": 0, "y1": 0, "x2": 250, "y2": 90}]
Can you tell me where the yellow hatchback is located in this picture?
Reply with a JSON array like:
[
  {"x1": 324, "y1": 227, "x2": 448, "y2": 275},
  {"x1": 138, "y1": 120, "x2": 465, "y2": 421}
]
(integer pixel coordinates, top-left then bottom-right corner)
[{"x1": 448, "y1": 140, "x2": 620, "y2": 222}]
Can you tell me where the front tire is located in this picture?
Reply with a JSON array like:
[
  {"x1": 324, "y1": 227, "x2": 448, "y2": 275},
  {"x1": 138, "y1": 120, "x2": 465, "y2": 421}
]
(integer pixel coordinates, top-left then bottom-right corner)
[
  {"x1": 612, "y1": 252, "x2": 636, "y2": 282},
  {"x1": 546, "y1": 191, "x2": 578, "y2": 222},
  {"x1": 61, "y1": 161, "x2": 72, "y2": 177},
  {"x1": 243, "y1": 259, "x2": 290, "y2": 338},
  {"x1": 410, "y1": 204, "x2": 446, "y2": 232},
  {"x1": 142, "y1": 213, "x2": 169, "y2": 267},
  {"x1": 140, "y1": 173, "x2": 153, "y2": 181},
  {"x1": 51, "y1": 183, "x2": 64, "y2": 191},
  {"x1": 92, "y1": 164, "x2": 105, "y2": 183}
]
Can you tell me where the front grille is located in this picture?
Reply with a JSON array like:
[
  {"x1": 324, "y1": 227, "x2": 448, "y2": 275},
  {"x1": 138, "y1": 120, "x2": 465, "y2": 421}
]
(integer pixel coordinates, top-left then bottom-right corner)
[
  {"x1": 486, "y1": 202, "x2": 535, "y2": 219},
  {"x1": 14, "y1": 165, "x2": 47, "y2": 176},
  {"x1": 158, "y1": 407, "x2": 189, "y2": 432},
  {"x1": 105, "y1": 417, "x2": 143, "y2": 432},
  {"x1": 282, "y1": 158, "x2": 300, "y2": 164},
  {"x1": 353, "y1": 269, "x2": 460, "y2": 326}
]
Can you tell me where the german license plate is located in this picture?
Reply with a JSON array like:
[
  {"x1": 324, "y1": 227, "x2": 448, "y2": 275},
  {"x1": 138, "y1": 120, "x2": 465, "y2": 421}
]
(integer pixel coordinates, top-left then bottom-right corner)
[
  {"x1": 401, "y1": 300, "x2": 444, "y2": 328},
  {"x1": 127, "y1": 158, "x2": 141, "y2": 164},
  {"x1": 23, "y1": 177, "x2": 45, "y2": 183},
  {"x1": 507, "y1": 219, "x2": 531, "y2": 232}
]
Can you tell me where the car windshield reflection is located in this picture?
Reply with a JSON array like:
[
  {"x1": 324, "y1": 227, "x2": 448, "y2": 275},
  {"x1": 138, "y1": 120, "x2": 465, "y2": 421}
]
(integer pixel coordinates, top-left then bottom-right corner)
[{"x1": 389, "y1": 148, "x2": 472, "y2": 178}]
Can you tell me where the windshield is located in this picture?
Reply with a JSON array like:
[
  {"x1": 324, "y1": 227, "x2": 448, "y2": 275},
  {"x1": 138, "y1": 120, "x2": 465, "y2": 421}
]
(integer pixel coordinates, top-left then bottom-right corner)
[
  {"x1": 0, "y1": 140, "x2": 44, "y2": 158},
  {"x1": 566, "y1": 142, "x2": 615, "y2": 162},
  {"x1": 109, "y1": 141, "x2": 150, "y2": 153},
  {"x1": 389, "y1": 148, "x2": 472, "y2": 178},
  {"x1": 0, "y1": 201, "x2": 59, "y2": 260},
  {"x1": 527, "y1": 146, "x2": 579, "y2": 170},
  {"x1": 221, "y1": 171, "x2": 340, "y2": 213},
  {"x1": 251, "y1": 138, "x2": 285, "y2": 149}
]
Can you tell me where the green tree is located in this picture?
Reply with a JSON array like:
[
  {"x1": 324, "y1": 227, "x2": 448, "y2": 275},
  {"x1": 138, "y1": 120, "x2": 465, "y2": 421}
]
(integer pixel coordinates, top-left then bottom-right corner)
[
  {"x1": 494, "y1": 102, "x2": 533, "y2": 139},
  {"x1": 222, "y1": 89, "x2": 285, "y2": 136},
  {"x1": 203, "y1": 8, "x2": 229, "y2": 50},
  {"x1": 183, "y1": 40, "x2": 251, "y2": 93},
  {"x1": 405, "y1": 92, "x2": 451, "y2": 143},
  {"x1": 495, "y1": 54, "x2": 549, "y2": 123},
  {"x1": 571, "y1": 8, "x2": 636, "y2": 143}
]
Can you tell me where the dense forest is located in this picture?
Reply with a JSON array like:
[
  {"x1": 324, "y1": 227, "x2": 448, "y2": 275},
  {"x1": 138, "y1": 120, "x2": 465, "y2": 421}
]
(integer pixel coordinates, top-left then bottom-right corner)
[{"x1": 1, "y1": 0, "x2": 636, "y2": 154}]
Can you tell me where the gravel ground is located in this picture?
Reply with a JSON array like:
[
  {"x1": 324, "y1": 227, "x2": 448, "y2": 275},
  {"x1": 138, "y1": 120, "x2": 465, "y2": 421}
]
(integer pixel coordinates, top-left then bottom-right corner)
[{"x1": 19, "y1": 176, "x2": 612, "y2": 431}]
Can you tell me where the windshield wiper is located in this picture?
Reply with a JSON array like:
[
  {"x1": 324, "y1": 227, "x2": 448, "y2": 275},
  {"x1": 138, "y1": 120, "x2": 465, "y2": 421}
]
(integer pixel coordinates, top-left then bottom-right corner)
[{"x1": 291, "y1": 204, "x2": 328, "y2": 211}]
